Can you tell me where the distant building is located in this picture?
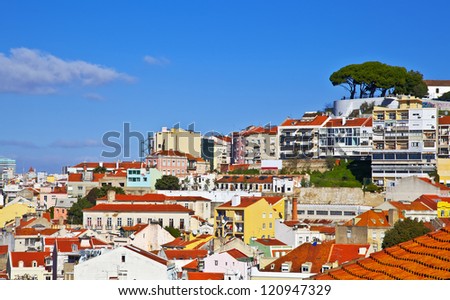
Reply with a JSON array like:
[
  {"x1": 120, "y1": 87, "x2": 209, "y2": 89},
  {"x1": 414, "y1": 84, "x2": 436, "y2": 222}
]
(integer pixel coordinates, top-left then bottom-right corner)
[
  {"x1": 371, "y1": 97, "x2": 438, "y2": 187},
  {"x1": 7, "y1": 251, "x2": 52, "y2": 280},
  {"x1": 74, "y1": 245, "x2": 177, "y2": 280},
  {"x1": 154, "y1": 127, "x2": 202, "y2": 158},
  {"x1": 0, "y1": 157, "x2": 15, "y2": 187},
  {"x1": 278, "y1": 115, "x2": 330, "y2": 159},
  {"x1": 424, "y1": 80, "x2": 450, "y2": 99}
]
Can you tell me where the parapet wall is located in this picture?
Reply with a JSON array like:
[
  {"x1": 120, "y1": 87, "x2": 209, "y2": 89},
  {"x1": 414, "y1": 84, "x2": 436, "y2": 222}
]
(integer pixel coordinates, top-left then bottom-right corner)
[{"x1": 297, "y1": 187, "x2": 384, "y2": 207}]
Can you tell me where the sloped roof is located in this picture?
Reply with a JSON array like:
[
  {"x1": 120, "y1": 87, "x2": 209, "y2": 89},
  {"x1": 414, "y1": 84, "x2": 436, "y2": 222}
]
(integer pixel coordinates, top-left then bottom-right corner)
[
  {"x1": 121, "y1": 223, "x2": 149, "y2": 235},
  {"x1": 124, "y1": 245, "x2": 168, "y2": 266},
  {"x1": 280, "y1": 115, "x2": 329, "y2": 127},
  {"x1": 217, "y1": 175, "x2": 273, "y2": 184},
  {"x1": 424, "y1": 80, "x2": 450, "y2": 87},
  {"x1": 9, "y1": 251, "x2": 51, "y2": 268},
  {"x1": 225, "y1": 248, "x2": 248, "y2": 260},
  {"x1": 343, "y1": 210, "x2": 397, "y2": 227},
  {"x1": 51, "y1": 237, "x2": 111, "y2": 253},
  {"x1": 68, "y1": 173, "x2": 105, "y2": 182},
  {"x1": 255, "y1": 238, "x2": 287, "y2": 246},
  {"x1": 315, "y1": 228, "x2": 450, "y2": 280},
  {"x1": 218, "y1": 196, "x2": 278, "y2": 209},
  {"x1": 187, "y1": 272, "x2": 224, "y2": 280},
  {"x1": 418, "y1": 177, "x2": 450, "y2": 191},
  {"x1": 327, "y1": 244, "x2": 370, "y2": 265},
  {"x1": 72, "y1": 162, "x2": 145, "y2": 169},
  {"x1": 262, "y1": 241, "x2": 335, "y2": 273},
  {"x1": 438, "y1": 116, "x2": 450, "y2": 125},
  {"x1": 84, "y1": 203, "x2": 194, "y2": 214},
  {"x1": 325, "y1": 117, "x2": 372, "y2": 128},
  {"x1": 101, "y1": 193, "x2": 210, "y2": 202},
  {"x1": 164, "y1": 249, "x2": 208, "y2": 260},
  {"x1": 0, "y1": 245, "x2": 8, "y2": 255},
  {"x1": 15, "y1": 228, "x2": 59, "y2": 236},
  {"x1": 310, "y1": 226, "x2": 336, "y2": 235},
  {"x1": 417, "y1": 194, "x2": 450, "y2": 210},
  {"x1": 387, "y1": 200, "x2": 434, "y2": 212}
]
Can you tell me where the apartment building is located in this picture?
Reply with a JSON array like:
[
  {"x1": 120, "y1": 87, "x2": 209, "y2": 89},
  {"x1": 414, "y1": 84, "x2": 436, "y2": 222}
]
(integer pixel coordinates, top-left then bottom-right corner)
[
  {"x1": 278, "y1": 115, "x2": 330, "y2": 159},
  {"x1": 371, "y1": 97, "x2": 438, "y2": 187},
  {"x1": 154, "y1": 127, "x2": 202, "y2": 158},
  {"x1": 147, "y1": 150, "x2": 209, "y2": 176},
  {"x1": 202, "y1": 135, "x2": 232, "y2": 171},
  {"x1": 318, "y1": 117, "x2": 372, "y2": 159},
  {"x1": 437, "y1": 116, "x2": 450, "y2": 158}
]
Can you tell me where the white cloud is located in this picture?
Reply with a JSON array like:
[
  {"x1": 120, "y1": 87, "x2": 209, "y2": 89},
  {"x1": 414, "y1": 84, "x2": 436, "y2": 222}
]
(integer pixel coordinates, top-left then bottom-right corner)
[
  {"x1": 0, "y1": 139, "x2": 40, "y2": 148},
  {"x1": 144, "y1": 55, "x2": 170, "y2": 66},
  {"x1": 0, "y1": 48, "x2": 134, "y2": 94}
]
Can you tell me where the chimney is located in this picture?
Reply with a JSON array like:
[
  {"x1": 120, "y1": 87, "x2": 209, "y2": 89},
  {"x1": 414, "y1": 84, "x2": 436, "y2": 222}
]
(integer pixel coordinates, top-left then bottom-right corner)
[
  {"x1": 15, "y1": 216, "x2": 21, "y2": 228},
  {"x1": 99, "y1": 162, "x2": 103, "y2": 168},
  {"x1": 388, "y1": 209, "x2": 399, "y2": 226},
  {"x1": 342, "y1": 117, "x2": 346, "y2": 126},
  {"x1": 231, "y1": 195, "x2": 241, "y2": 207},
  {"x1": 292, "y1": 198, "x2": 298, "y2": 221},
  {"x1": 107, "y1": 190, "x2": 116, "y2": 203}
]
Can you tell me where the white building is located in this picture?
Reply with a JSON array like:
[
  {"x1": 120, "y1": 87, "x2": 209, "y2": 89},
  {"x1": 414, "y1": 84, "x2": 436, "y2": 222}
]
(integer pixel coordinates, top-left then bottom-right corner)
[
  {"x1": 203, "y1": 248, "x2": 253, "y2": 280},
  {"x1": 74, "y1": 245, "x2": 177, "y2": 280},
  {"x1": 424, "y1": 80, "x2": 450, "y2": 99},
  {"x1": 372, "y1": 97, "x2": 438, "y2": 187}
]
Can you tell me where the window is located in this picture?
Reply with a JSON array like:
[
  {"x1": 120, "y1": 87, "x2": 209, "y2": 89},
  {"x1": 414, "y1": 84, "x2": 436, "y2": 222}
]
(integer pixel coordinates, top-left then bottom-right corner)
[
  {"x1": 86, "y1": 217, "x2": 92, "y2": 227},
  {"x1": 121, "y1": 255, "x2": 126, "y2": 263},
  {"x1": 96, "y1": 217, "x2": 102, "y2": 227},
  {"x1": 347, "y1": 229, "x2": 352, "y2": 238},
  {"x1": 262, "y1": 223, "x2": 266, "y2": 229},
  {"x1": 180, "y1": 219, "x2": 185, "y2": 230},
  {"x1": 127, "y1": 218, "x2": 133, "y2": 226},
  {"x1": 215, "y1": 260, "x2": 218, "y2": 266},
  {"x1": 107, "y1": 217, "x2": 112, "y2": 228},
  {"x1": 269, "y1": 213, "x2": 272, "y2": 218},
  {"x1": 262, "y1": 213, "x2": 266, "y2": 218},
  {"x1": 269, "y1": 222, "x2": 272, "y2": 229},
  {"x1": 137, "y1": 218, "x2": 142, "y2": 224},
  {"x1": 316, "y1": 210, "x2": 328, "y2": 215},
  {"x1": 169, "y1": 218, "x2": 174, "y2": 228},
  {"x1": 117, "y1": 218, "x2": 122, "y2": 227},
  {"x1": 32, "y1": 260, "x2": 37, "y2": 267},
  {"x1": 158, "y1": 218, "x2": 163, "y2": 226}
]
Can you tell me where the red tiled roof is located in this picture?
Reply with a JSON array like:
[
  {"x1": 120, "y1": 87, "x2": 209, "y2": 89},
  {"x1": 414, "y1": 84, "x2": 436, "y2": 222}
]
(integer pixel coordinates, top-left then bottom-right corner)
[
  {"x1": 343, "y1": 210, "x2": 399, "y2": 227},
  {"x1": 228, "y1": 164, "x2": 251, "y2": 171},
  {"x1": 162, "y1": 237, "x2": 186, "y2": 249},
  {"x1": 262, "y1": 241, "x2": 335, "y2": 273},
  {"x1": 102, "y1": 193, "x2": 210, "y2": 202},
  {"x1": 280, "y1": 115, "x2": 329, "y2": 127},
  {"x1": 418, "y1": 194, "x2": 450, "y2": 210},
  {"x1": 218, "y1": 196, "x2": 278, "y2": 209},
  {"x1": 0, "y1": 245, "x2": 8, "y2": 255},
  {"x1": 121, "y1": 223, "x2": 149, "y2": 235},
  {"x1": 51, "y1": 237, "x2": 111, "y2": 253},
  {"x1": 84, "y1": 203, "x2": 194, "y2": 213},
  {"x1": 255, "y1": 238, "x2": 287, "y2": 246},
  {"x1": 191, "y1": 215, "x2": 207, "y2": 223},
  {"x1": 217, "y1": 175, "x2": 273, "y2": 184},
  {"x1": 327, "y1": 244, "x2": 370, "y2": 265},
  {"x1": 418, "y1": 177, "x2": 450, "y2": 191},
  {"x1": 124, "y1": 245, "x2": 168, "y2": 265},
  {"x1": 10, "y1": 251, "x2": 51, "y2": 268},
  {"x1": 225, "y1": 248, "x2": 248, "y2": 260},
  {"x1": 309, "y1": 226, "x2": 336, "y2": 235},
  {"x1": 182, "y1": 259, "x2": 199, "y2": 270},
  {"x1": 424, "y1": 80, "x2": 450, "y2": 87},
  {"x1": 388, "y1": 200, "x2": 434, "y2": 212},
  {"x1": 325, "y1": 117, "x2": 372, "y2": 128},
  {"x1": 438, "y1": 116, "x2": 450, "y2": 125},
  {"x1": 164, "y1": 249, "x2": 208, "y2": 260},
  {"x1": 216, "y1": 136, "x2": 232, "y2": 143},
  {"x1": 242, "y1": 126, "x2": 278, "y2": 137},
  {"x1": 68, "y1": 173, "x2": 105, "y2": 182},
  {"x1": 315, "y1": 228, "x2": 450, "y2": 280},
  {"x1": 15, "y1": 228, "x2": 59, "y2": 236},
  {"x1": 187, "y1": 272, "x2": 224, "y2": 280}
]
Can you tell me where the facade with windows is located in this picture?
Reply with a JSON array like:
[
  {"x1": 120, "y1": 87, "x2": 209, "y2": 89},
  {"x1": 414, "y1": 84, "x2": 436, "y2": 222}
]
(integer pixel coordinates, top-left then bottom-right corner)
[
  {"x1": 83, "y1": 203, "x2": 194, "y2": 233},
  {"x1": 371, "y1": 97, "x2": 438, "y2": 187},
  {"x1": 231, "y1": 126, "x2": 278, "y2": 165},
  {"x1": 278, "y1": 115, "x2": 330, "y2": 159},
  {"x1": 318, "y1": 117, "x2": 373, "y2": 159}
]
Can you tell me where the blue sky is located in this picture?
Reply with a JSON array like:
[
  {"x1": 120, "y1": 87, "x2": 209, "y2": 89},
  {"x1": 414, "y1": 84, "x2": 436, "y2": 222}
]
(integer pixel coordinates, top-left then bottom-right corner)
[{"x1": 1, "y1": 0, "x2": 450, "y2": 173}]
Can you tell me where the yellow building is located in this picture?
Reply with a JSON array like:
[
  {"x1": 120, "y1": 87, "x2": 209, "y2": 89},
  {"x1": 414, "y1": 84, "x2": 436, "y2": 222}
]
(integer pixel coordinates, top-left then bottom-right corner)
[
  {"x1": 155, "y1": 127, "x2": 202, "y2": 158},
  {"x1": 437, "y1": 201, "x2": 450, "y2": 218},
  {"x1": 437, "y1": 158, "x2": 450, "y2": 186},
  {"x1": 0, "y1": 204, "x2": 36, "y2": 228},
  {"x1": 214, "y1": 196, "x2": 285, "y2": 244}
]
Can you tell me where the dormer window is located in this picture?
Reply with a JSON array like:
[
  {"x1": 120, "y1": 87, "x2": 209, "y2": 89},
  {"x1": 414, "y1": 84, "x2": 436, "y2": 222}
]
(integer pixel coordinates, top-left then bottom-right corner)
[{"x1": 32, "y1": 260, "x2": 38, "y2": 267}]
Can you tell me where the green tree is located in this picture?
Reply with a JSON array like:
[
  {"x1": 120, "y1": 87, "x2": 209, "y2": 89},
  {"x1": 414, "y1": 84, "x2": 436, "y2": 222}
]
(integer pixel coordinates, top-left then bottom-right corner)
[
  {"x1": 67, "y1": 197, "x2": 94, "y2": 224},
  {"x1": 395, "y1": 70, "x2": 428, "y2": 98},
  {"x1": 155, "y1": 175, "x2": 180, "y2": 190},
  {"x1": 439, "y1": 91, "x2": 450, "y2": 101},
  {"x1": 92, "y1": 166, "x2": 107, "y2": 174},
  {"x1": 382, "y1": 218, "x2": 431, "y2": 249},
  {"x1": 165, "y1": 226, "x2": 181, "y2": 238}
]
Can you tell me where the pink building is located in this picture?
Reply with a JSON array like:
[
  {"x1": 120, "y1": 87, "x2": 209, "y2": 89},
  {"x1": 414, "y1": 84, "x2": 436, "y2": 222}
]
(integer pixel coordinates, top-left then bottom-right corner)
[{"x1": 147, "y1": 150, "x2": 209, "y2": 177}]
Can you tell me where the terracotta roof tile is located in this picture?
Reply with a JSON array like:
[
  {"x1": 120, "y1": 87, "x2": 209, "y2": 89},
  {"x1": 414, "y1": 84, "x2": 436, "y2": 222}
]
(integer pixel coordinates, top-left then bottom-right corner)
[
  {"x1": 418, "y1": 177, "x2": 450, "y2": 191},
  {"x1": 325, "y1": 117, "x2": 372, "y2": 128},
  {"x1": 187, "y1": 272, "x2": 224, "y2": 280},
  {"x1": 217, "y1": 175, "x2": 273, "y2": 184},
  {"x1": 84, "y1": 203, "x2": 194, "y2": 213},
  {"x1": 218, "y1": 196, "x2": 279, "y2": 209},
  {"x1": 10, "y1": 251, "x2": 51, "y2": 268},
  {"x1": 255, "y1": 238, "x2": 287, "y2": 246},
  {"x1": 424, "y1": 80, "x2": 450, "y2": 87},
  {"x1": 15, "y1": 228, "x2": 59, "y2": 236},
  {"x1": 327, "y1": 244, "x2": 370, "y2": 265},
  {"x1": 164, "y1": 249, "x2": 208, "y2": 260},
  {"x1": 262, "y1": 241, "x2": 334, "y2": 273},
  {"x1": 0, "y1": 245, "x2": 8, "y2": 255},
  {"x1": 438, "y1": 116, "x2": 450, "y2": 125},
  {"x1": 124, "y1": 245, "x2": 168, "y2": 265},
  {"x1": 314, "y1": 228, "x2": 450, "y2": 280},
  {"x1": 280, "y1": 115, "x2": 329, "y2": 127},
  {"x1": 225, "y1": 248, "x2": 248, "y2": 260}
]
